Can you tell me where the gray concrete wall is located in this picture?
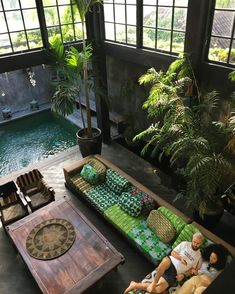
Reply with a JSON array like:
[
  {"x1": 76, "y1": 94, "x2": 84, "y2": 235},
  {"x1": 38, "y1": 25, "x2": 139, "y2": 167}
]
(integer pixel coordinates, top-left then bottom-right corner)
[{"x1": 0, "y1": 65, "x2": 53, "y2": 113}]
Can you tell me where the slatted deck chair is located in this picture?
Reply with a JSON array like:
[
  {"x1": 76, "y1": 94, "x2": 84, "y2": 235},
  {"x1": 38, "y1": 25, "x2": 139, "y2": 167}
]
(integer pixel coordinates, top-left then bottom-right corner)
[
  {"x1": 0, "y1": 181, "x2": 29, "y2": 230},
  {"x1": 16, "y1": 169, "x2": 55, "y2": 212}
]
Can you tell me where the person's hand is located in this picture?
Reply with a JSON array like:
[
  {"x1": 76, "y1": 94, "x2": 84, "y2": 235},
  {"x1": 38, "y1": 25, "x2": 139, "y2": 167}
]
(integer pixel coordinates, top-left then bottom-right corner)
[
  {"x1": 146, "y1": 282, "x2": 155, "y2": 293},
  {"x1": 191, "y1": 268, "x2": 198, "y2": 275},
  {"x1": 176, "y1": 274, "x2": 185, "y2": 282},
  {"x1": 180, "y1": 256, "x2": 187, "y2": 265}
]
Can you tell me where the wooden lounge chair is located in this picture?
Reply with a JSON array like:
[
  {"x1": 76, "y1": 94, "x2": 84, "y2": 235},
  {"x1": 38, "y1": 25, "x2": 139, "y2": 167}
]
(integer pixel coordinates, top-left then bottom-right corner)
[
  {"x1": 16, "y1": 169, "x2": 55, "y2": 212},
  {"x1": 0, "y1": 181, "x2": 29, "y2": 230}
]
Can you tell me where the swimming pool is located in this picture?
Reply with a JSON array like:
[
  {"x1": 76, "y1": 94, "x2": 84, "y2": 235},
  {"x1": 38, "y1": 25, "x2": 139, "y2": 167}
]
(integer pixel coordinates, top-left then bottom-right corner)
[{"x1": 0, "y1": 110, "x2": 77, "y2": 176}]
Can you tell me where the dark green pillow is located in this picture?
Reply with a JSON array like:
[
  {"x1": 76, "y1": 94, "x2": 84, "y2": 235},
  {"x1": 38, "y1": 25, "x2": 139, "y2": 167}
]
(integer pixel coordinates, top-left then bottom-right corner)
[
  {"x1": 119, "y1": 192, "x2": 143, "y2": 217},
  {"x1": 80, "y1": 164, "x2": 99, "y2": 185}
]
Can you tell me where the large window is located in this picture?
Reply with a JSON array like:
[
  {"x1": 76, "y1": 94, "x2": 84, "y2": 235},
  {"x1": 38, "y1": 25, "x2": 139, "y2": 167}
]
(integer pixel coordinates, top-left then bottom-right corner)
[
  {"x1": 43, "y1": 0, "x2": 84, "y2": 43},
  {"x1": 103, "y1": 0, "x2": 137, "y2": 45},
  {"x1": 143, "y1": 0, "x2": 188, "y2": 54},
  {"x1": 208, "y1": 0, "x2": 235, "y2": 66},
  {"x1": 0, "y1": 0, "x2": 43, "y2": 55}
]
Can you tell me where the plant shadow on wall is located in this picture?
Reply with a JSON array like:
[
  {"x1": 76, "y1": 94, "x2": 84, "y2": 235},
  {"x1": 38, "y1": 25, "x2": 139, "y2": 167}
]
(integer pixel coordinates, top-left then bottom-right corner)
[
  {"x1": 49, "y1": 0, "x2": 104, "y2": 157},
  {"x1": 134, "y1": 53, "x2": 235, "y2": 228}
]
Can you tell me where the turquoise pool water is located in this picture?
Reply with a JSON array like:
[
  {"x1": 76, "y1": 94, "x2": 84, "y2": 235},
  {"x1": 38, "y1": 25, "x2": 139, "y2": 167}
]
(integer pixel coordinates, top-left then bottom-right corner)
[{"x1": 0, "y1": 111, "x2": 77, "y2": 176}]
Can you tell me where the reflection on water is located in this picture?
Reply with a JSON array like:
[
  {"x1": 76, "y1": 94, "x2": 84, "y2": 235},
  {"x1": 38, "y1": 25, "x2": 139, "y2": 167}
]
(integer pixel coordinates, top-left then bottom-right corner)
[{"x1": 0, "y1": 111, "x2": 77, "y2": 176}]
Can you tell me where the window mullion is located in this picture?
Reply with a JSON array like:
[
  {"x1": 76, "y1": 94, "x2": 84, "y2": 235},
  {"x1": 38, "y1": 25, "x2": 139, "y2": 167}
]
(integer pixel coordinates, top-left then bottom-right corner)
[
  {"x1": 35, "y1": 0, "x2": 49, "y2": 49},
  {"x1": 136, "y1": 0, "x2": 143, "y2": 48},
  {"x1": 155, "y1": 0, "x2": 158, "y2": 49},
  {"x1": 1, "y1": 0, "x2": 14, "y2": 52},
  {"x1": 227, "y1": 14, "x2": 235, "y2": 64},
  {"x1": 18, "y1": 0, "x2": 30, "y2": 50}
]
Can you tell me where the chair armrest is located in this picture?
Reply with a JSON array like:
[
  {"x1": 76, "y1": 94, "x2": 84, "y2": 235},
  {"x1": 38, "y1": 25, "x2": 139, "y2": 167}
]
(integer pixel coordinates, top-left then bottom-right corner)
[
  {"x1": 18, "y1": 192, "x2": 28, "y2": 206},
  {"x1": 24, "y1": 195, "x2": 31, "y2": 203}
]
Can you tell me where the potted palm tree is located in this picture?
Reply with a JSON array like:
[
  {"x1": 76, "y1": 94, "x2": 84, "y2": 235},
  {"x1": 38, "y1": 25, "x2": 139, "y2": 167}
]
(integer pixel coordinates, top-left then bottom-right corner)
[
  {"x1": 135, "y1": 56, "x2": 235, "y2": 227},
  {"x1": 51, "y1": 0, "x2": 103, "y2": 157}
]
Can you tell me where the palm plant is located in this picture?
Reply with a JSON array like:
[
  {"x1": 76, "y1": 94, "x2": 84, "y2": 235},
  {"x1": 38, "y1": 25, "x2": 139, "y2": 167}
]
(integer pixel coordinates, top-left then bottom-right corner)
[{"x1": 135, "y1": 56, "x2": 235, "y2": 216}]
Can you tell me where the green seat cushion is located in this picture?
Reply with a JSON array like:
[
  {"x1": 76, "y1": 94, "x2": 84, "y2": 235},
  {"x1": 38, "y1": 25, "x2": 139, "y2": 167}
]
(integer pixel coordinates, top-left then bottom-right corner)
[
  {"x1": 105, "y1": 169, "x2": 129, "y2": 195},
  {"x1": 70, "y1": 174, "x2": 94, "y2": 194},
  {"x1": 128, "y1": 220, "x2": 172, "y2": 264},
  {"x1": 104, "y1": 204, "x2": 143, "y2": 234},
  {"x1": 119, "y1": 192, "x2": 143, "y2": 217},
  {"x1": 80, "y1": 164, "x2": 99, "y2": 185},
  {"x1": 172, "y1": 223, "x2": 199, "y2": 248},
  {"x1": 158, "y1": 206, "x2": 187, "y2": 235},
  {"x1": 86, "y1": 184, "x2": 119, "y2": 213}
]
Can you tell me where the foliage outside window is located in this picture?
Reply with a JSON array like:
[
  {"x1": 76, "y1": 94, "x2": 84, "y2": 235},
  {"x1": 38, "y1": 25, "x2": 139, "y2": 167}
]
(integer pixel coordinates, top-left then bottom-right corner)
[
  {"x1": 103, "y1": 0, "x2": 137, "y2": 45},
  {"x1": 143, "y1": 0, "x2": 188, "y2": 54},
  {"x1": 208, "y1": 0, "x2": 235, "y2": 66},
  {"x1": 42, "y1": 0, "x2": 84, "y2": 44},
  {"x1": 0, "y1": 0, "x2": 43, "y2": 55}
]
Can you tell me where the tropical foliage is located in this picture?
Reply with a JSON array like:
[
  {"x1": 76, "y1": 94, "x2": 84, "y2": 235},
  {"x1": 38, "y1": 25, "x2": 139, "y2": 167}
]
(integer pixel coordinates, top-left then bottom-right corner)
[{"x1": 135, "y1": 56, "x2": 235, "y2": 215}]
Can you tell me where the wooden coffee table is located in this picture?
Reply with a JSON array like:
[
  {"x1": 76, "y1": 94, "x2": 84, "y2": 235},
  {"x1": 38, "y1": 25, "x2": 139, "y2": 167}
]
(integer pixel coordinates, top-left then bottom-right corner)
[{"x1": 7, "y1": 198, "x2": 125, "y2": 294}]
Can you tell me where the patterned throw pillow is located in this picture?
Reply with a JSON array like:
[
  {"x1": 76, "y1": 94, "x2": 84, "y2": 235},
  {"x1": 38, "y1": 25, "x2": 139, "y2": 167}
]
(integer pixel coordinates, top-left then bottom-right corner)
[
  {"x1": 129, "y1": 186, "x2": 156, "y2": 215},
  {"x1": 105, "y1": 169, "x2": 129, "y2": 195},
  {"x1": 86, "y1": 158, "x2": 107, "y2": 182},
  {"x1": 80, "y1": 164, "x2": 99, "y2": 185},
  {"x1": 147, "y1": 210, "x2": 176, "y2": 244},
  {"x1": 119, "y1": 192, "x2": 143, "y2": 217}
]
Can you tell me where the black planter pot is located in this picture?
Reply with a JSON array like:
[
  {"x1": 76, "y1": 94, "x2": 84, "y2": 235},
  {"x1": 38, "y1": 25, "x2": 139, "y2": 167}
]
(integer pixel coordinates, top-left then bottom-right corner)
[
  {"x1": 76, "y1": 127, "x2": 102, "y2": 158},
  {"x1": 193, "y1": 204, "x2": 224, "y2": 229}
]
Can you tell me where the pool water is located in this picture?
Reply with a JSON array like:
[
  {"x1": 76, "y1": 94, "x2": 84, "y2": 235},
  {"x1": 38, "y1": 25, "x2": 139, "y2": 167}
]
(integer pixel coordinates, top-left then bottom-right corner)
[{"x1": 0, "y1": 111, "x2": 77, "y2": 176}]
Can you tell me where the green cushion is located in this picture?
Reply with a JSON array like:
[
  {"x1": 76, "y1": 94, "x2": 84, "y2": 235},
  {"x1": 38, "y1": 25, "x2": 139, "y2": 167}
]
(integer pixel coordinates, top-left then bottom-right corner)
[
  {"x1": 158, "y1": 206, "x2": 187, "y2": 235},
  {"x1": 104, "y1": 204, "x2": 143, "y2": 234},
  {"x1": 80, "y1": 164, "x2": 99, "y2": 185},
  {"x1": 147, "y1": 210, "x2": 176, "y2": 244},
  {"x1": 119, "y1": 192, "x2": 143, "y2": 217},
  {"x1": 172, "y1": 223, "x2": 199, "y2": 248},
  {"x1": 105, "y1": 169, "x2": 128, "y2": 195},
  {"x1": 128, "y1": 220, "x2": 172, "y2": 264}
]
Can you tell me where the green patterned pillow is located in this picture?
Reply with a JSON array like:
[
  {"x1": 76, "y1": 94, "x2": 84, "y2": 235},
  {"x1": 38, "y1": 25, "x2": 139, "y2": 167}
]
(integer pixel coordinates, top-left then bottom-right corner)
[
  {"x1": 172, "y1": 224, "x2": 199, "y2": 248},
  {"x1": 119, "y1": 192, "x2": 143, "y2": 217},
  {"x1": 80, "y1": 164, "x2": 99, "y2": 185},
  {"x1": 147, "y1": 210, "x2": 176, "y2": 244},
  {"x1": 105, "y1": 169, "x2": 129, "y2": 195}
]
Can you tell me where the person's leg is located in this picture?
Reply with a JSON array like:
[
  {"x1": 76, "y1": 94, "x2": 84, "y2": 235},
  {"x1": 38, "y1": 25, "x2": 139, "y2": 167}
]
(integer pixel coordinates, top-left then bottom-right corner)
[
  {"x1": 123, "y1": 281, "x2": 150, "y2": 293},
  {"x1": 147, "y1": 257, "x2": 171, "y2": 293},
  {"x1": 154, "y1": 277, "x2": 170, "y2": 293},
  {"x1": 194, "y1": 286, "x2": 207, "y2": 294}
]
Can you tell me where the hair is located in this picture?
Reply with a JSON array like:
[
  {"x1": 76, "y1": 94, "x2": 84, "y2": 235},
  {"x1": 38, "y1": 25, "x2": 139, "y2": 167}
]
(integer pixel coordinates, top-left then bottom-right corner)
[
  {"x1": 202, "y1": 244, "x2": 229, "y2": 270},
  {"x1": 192, "y1": 232, "x2": 204, "y2": 243}
]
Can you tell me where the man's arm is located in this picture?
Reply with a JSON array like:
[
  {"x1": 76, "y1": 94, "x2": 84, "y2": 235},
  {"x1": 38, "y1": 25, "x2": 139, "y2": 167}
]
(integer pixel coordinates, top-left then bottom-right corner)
[{"x1": 171, "y1": 250, "x2": 187, "y2": 265}]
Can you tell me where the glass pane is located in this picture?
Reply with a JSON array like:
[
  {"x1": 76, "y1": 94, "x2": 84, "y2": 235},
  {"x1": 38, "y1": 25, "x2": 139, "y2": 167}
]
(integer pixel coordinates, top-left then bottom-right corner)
[
  {"x1": 216, "y1": 0, "x2": 235, "y2": 9},
  {"x1": 0, "y1": 34, "x2": 12, "y2": 54},
  {"x1": 104, "y1": 0, "x2": 113, "y2": 2},
  {"x1": 11, "y1": 31, "x2": 28, "y2": 51},
  {"x1": 208, "y1": 36, "x2": 230, "y2": 63},
  {"x1": 127, "y1": 5, "x2": 136, "y2": 25},
  {"x1": 115, "y1": 24, "x2": 126, "y2": 42},
  {"x1": 43, "y1": 0, "x2": 56, "y2": 6},
  {"x1": 2, "y1": 0, "x2": 19, "y2": 10},
  {"x1": 115, "y1": 4, "x2": 125, "y2": 23},
  {"x1": 0, "y1": 2, "x2": 2, "y2": 10},
  {"x1": 143, "y1": 27, "x2": 155, "y2": 48},
  {"x1": 143, "y1": 6, "x2": 156, "y2": 27},
  {"x1": 174, "y1": 8, "x2": 187, "y2": 31},
  {"x1": 21, "y1": 0, "x2": 36, "y2": 8},
  {"x1": 74, "y1": 22, "x2": 84, "y2": 39},
  {"x1": 143, "y1": 0, "x2": 155, "y2": 5},
  {"x1": 62, "y1": 24, "x2": 75, "y2": 42},
  {"x1": 157, "y1": 29, "x2": 171, "y2": 51},
  {"x1": 158, "y1": 0, "x2": 173, "y2": 6},
  {"x1": 6, "y1": 11, "x2": 24, "y2": 31},
  {"x1": 104, "y1": 4, "x2": 114, "y2": 22},
  {"x1": 105, "y1": 22, "x2": 115, "y2": 40},
  {"x1": 45, "y1": 7, "x2": 59, "y2": 26},
  {"x1": 172, "y1": 31, "x2": 185, "y2": 53},
  {"x1": 59, "y1": 5, "x2": 72, "y2": 24},
  {"x1": 58, "y1": 0, "x2": 70, "y2": 4},
  {"x1": 115, "y1": 0, "x2": 125, "y2": 3},
  {"x1": 72, "y1": 5, "x2": 81, "y2": 22},
  {"x1": 48, "y1": 27, "x2": 61, "y2": 42},
  {"x1": 229, "y1": 40, "x2": 235, "y2": 64},
  {"x1": 126, "y1": 0, "x2": 136, "y2": 4},
  {"x1": 212, "y1": 11, "x2": 234, "y2": 37},
  {"x1": 175, "y1": 0, "x2": 188, "y2": 7},
  {"x1": 127, "y1": 25, "x2": 136, "y2": 44},
  {"x1": 27, "y1": 29, "x2": 43, "y2": 48},
  {"x1": 158, "y1": 7, "x2": 172, "y2": 29},
  {"x1": 0, "y1": 12, "x2": 7, "y2": 33},
  {"x1": 23, "y1": 9, "x2": 40, "y2": 29}
]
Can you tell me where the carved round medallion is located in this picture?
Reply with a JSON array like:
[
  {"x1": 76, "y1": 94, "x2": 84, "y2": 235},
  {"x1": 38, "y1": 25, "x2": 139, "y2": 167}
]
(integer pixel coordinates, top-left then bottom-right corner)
[{"x1": 26, "y1": 218, "x2": 76, "y2": 260}]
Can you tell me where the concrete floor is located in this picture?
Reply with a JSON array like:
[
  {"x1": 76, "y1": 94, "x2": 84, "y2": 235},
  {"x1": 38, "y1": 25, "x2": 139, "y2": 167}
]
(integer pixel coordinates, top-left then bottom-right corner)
[{"x1": 0, "y1": 141, "x2": 235, "y2": 294}]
